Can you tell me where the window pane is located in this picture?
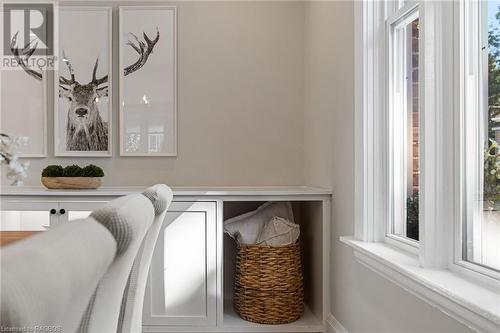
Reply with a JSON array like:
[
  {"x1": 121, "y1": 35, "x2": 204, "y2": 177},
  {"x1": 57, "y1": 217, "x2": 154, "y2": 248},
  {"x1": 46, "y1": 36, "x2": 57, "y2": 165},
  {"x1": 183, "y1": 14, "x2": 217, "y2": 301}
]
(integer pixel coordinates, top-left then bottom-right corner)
[
  {"x1": 389, "y1": 11, "x2": 420, "y2": 242},
  {"x1": 464, "y1": 1, "x2": 500, "y2": 271},
  {"x1": 407, "y1": 17, "x2": 420, "y2": 241}
]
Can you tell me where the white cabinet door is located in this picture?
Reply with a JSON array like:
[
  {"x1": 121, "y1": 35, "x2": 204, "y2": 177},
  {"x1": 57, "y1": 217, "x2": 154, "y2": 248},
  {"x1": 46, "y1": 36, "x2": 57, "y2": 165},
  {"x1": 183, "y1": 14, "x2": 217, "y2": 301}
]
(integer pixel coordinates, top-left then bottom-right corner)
[
  {"x1": 143, "y1": 201, "x2": 217, "y2": 327},
  {"x1": 1, "y1": 200, "x2": 110, "y2": 229},
  {"x1": 0, "y1": 200, "x2": 60, "y2": 230},
  {"x1": 60, "y1": 201, "x2": 110, "y2": 222}
]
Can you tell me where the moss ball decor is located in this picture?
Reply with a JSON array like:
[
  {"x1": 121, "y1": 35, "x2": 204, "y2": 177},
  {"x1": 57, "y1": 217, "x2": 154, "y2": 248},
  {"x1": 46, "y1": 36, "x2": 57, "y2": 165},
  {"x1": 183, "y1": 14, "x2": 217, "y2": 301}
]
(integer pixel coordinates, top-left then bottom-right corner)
[
  {"x1": 81, "y1": 164, "x2": 105, "y2": 177},
  {"x1": 41, "y1": 165, "x2": 64, "y2": 177},
  {"x1": 62, "y1": 165, "x2": 82, "y2": 177},
  {"x1": 41, "y1": 164, "x2": 105, "y2": 178}
]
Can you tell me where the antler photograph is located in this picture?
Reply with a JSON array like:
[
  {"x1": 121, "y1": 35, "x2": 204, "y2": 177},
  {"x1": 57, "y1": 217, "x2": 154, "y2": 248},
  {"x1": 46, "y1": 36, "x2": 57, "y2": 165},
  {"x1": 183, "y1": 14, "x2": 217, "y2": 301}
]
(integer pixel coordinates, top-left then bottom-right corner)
[{"x1": 120, "y1": 7, "x2": 177, "y2": 156}]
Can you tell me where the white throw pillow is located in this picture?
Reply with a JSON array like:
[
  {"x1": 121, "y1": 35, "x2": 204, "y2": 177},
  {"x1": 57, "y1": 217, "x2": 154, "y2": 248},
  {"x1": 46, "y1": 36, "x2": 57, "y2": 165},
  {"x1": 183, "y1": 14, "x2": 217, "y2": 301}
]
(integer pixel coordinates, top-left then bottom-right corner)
[
  {"x1": 224, "y1": 201, "x2": 294, "y2": 245},
  {"x1": 256, "y1": 216, "x2": 300, "y2": 247}
]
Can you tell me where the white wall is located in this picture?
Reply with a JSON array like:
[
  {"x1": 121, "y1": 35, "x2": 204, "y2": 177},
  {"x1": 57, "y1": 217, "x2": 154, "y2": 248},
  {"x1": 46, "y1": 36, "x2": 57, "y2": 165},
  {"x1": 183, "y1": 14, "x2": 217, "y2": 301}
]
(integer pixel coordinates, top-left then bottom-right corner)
[
  {"x1": 10, "y1": 1, "x2": 305, "y2": 186},
  {"x1": 303, "y1": 1, "x2": 472, "y2": 332}
]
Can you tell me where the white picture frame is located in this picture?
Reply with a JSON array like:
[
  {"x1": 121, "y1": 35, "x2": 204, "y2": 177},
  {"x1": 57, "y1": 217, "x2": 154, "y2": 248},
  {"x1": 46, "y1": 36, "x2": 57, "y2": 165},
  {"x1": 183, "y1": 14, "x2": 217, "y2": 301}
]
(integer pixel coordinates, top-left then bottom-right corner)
[
  {"x1": 119, "y1": 6, "x2": 177, "y2": 156},
  {"x1": 0, "y1": 4, "x2": 49, "y2": 159},
  {"x1": 55, "y1": 6, "x2": 112, "y2": 157},
  {"x1": 0, "y1": 70, "x2": 48, "y2": 158}
]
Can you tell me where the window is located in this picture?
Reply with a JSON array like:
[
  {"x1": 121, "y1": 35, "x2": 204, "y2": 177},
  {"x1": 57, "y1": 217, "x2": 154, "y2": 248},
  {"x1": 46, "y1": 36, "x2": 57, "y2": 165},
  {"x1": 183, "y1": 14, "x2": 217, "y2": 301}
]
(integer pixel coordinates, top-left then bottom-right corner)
[
  {"x1": 461, "y1": 0, "x2": 500, "y2": 272},
  {"x1": 352, "y1": 0, "x2": 500, "y2": 273},
  {"x1": 388, "y1": 4, "x2": 420, "y2": 243},
  {"x1": 347, "y1": 0, "x2": 500, "y2": 329}
]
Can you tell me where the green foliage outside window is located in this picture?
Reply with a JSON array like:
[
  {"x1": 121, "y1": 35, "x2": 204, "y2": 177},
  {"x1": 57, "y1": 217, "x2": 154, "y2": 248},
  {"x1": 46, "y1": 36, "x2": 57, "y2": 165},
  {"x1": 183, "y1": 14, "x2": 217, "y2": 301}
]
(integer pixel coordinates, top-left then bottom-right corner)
[
  {"x1": 485, "y1": 6, "x2": 500, "y2": 210},
  {"x1": 484, "y1": 140, "x2": 500, "y2": 210},
  {"x1": 406, "y1": 192, "x2": 419, "y2": 240}
]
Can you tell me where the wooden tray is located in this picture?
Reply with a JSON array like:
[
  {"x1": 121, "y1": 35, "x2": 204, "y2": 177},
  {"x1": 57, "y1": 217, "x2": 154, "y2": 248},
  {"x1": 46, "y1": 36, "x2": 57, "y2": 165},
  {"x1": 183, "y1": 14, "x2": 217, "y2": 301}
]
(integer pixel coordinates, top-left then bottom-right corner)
[{"x1": 41, "y1": 177, "x2": 102, "y2": 189}]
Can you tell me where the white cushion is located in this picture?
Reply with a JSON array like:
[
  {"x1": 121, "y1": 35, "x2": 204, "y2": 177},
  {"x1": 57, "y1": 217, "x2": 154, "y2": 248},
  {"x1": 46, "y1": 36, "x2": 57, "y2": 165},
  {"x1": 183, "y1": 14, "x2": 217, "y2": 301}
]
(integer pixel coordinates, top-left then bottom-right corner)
[
  {"x1": 256, "y1": 216, "x2": 300, "y2": 247},
  {"x1": 224, "y1": 202, "x2": 294, "y2": 244}
]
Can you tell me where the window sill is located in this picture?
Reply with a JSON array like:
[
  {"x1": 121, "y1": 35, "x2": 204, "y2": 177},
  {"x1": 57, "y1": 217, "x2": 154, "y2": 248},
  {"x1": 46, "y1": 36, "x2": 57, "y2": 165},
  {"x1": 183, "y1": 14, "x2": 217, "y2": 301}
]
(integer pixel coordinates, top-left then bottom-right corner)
[{"x1": 340, "y1": 236, "x2": 500, "y2": 332}]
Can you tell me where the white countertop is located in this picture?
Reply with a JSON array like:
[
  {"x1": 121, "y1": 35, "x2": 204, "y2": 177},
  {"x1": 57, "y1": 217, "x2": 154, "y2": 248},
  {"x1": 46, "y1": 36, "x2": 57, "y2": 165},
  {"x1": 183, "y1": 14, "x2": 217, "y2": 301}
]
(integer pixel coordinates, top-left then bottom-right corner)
[{"x1": 0, "y1": 185, "x2": 332, "y2": 197}]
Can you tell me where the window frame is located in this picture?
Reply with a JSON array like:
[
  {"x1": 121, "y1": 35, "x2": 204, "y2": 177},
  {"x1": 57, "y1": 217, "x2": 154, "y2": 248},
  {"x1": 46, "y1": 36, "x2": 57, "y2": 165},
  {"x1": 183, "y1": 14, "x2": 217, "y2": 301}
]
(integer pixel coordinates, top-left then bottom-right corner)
[
  {"x1": 355, "y1": 0, "x2": 500, "y2": 282},
  {"x1": 386, "y1": 2, "x2": 420, "y2": 251},
  {"x1": 453, "y1": 0, "x2": 500, "y2": 282}
]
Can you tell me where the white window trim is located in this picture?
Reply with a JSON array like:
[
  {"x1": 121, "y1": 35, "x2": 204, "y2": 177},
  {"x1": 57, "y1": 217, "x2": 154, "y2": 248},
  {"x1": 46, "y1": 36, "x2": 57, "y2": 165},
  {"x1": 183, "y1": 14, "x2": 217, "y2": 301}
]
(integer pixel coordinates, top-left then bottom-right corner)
[
  {"x1": 386, "y1": 1, "x2": 420, "y2": 250},
  {"x1": 456, "y1": 0, "x2": 500, "y2": 282},
  {"x1": 348, "y1": 0, "x2": 500, "y2": 330},
  {"x1": 340, "y1": 236, "x2": 500, "y2": 332}
]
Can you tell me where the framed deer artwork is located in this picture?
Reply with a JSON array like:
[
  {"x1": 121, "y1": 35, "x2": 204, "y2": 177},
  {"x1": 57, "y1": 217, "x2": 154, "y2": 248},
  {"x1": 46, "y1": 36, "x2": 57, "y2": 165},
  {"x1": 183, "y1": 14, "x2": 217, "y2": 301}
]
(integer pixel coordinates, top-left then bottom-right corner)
[
  {"x1": 119, "y1": 6, "x2": 177, "y2": 156},
  {"x1": 55, "y1": 7, "x2": 112, "y2": 157}
]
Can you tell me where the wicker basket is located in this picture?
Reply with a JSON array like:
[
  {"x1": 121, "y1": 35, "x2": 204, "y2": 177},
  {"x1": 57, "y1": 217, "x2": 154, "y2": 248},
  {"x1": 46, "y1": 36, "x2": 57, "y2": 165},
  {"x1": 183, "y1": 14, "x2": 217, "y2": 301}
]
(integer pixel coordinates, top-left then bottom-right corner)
[{"x1": 234, "y1": 241, "x2": 304, "y2": 324}]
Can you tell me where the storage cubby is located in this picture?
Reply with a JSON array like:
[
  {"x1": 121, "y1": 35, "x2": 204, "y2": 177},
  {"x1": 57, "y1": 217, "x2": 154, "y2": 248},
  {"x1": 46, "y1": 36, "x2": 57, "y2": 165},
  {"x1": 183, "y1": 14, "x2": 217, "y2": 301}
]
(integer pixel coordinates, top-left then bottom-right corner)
[{"x1": 221, "y1": 200, "x2": 326, "y2": 332}]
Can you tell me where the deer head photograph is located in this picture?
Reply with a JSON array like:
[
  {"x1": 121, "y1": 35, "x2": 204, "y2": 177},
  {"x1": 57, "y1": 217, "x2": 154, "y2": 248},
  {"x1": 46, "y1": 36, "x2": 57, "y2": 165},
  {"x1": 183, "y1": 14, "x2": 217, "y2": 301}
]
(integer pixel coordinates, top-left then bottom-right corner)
[{"x1": 10, "y1": 28, "x2": 159, "y2": 153}]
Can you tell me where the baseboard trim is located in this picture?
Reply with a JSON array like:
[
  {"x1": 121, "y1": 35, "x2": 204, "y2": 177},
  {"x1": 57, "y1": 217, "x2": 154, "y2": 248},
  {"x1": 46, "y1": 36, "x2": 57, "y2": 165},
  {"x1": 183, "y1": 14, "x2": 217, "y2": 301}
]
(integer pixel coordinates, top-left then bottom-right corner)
[{"x1": 326, "y1": 314, "x2": 348, "y2": 333}]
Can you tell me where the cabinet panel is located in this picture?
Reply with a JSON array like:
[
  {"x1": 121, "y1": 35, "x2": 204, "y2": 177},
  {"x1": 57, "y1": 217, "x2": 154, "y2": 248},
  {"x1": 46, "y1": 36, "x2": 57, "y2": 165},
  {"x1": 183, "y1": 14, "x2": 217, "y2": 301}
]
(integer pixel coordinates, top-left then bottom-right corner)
[
  {"x1": 0, "y1": 201, "x2": 59, "y2": 246},
  {"x1": 0, "y1": 200, "x2": 110, "y2": 232},
  {"x1": 62, "y1": 201, "x2": 109, "y2": 222},
  {"x1": 144, "y1": 201, "x2": 217, "y2": 327},
  {"x1": 1, "y1": 211, "x2": 50, "y2": 231},
  {"x1": 0, "y1": 201, "x2": 59, "y2": 230}
]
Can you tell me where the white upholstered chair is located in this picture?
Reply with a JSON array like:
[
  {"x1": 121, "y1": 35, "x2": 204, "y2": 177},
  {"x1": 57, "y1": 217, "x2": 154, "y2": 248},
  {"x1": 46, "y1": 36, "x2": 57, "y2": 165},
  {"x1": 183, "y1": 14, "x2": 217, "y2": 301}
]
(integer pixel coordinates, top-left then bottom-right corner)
[
  {"x1": 118, "y1": 184, "x2": 172, "y2": 333},
  {"x1": 0, "y1": 184, "x2": 173, "y2": 333},
  {"x1": 0, "y1": 216, "x2": 117, "y2": 332},
  {"x1": 81, "y1": 184, "x2": 173, "y2": 333}
]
